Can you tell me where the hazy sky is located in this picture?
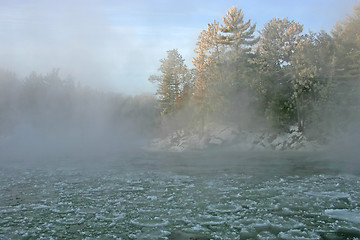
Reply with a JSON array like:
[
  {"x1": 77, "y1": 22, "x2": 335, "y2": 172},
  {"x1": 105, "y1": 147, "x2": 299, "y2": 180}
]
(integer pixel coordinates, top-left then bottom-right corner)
[{"x1": 0, "y1": 0, "x2": 358, "y2": 95}]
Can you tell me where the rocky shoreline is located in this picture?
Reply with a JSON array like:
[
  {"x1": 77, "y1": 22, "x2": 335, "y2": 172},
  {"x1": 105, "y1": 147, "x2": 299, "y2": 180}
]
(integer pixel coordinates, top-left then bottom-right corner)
[{"x1": 147, "y1": 125, "x2": 321, "y2": 152}]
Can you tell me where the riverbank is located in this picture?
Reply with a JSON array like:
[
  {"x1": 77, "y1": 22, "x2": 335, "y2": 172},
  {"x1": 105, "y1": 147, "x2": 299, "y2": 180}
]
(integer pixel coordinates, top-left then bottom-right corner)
[{"x1": 147, "y1": 125, "x2": 321, "y2": 152}]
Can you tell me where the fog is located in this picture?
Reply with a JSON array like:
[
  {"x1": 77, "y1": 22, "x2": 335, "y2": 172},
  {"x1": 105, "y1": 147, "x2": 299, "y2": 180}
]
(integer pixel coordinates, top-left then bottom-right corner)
[
  {"x1": 1, "y1": 1, "x2": 360, "y2": 171},
  {"x1": 0, "y1": 0, "x2": 199, "y2": 94},
  {"x1": 0, "y1": 69, "x2": 158, "y2": 168},
  {"x1": 322, "y1": 84, "x2": 360, "y2": 174},
  {"x1": 1, "y1": 4, "x2": 360, "y2": 240},
  {"x1": 1, "y1": 1, "x2": 121, "y2": 90}
]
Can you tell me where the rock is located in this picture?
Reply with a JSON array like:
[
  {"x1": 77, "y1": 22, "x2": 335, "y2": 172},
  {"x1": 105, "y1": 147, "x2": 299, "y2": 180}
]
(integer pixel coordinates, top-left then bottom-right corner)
[
  {"x1": 216, "y1": 127, "x2": 237, "y2": 142},
  {"x1": 267, "y1": 133, "x2": 278, "y2": 144},
  {"x1": 209, "y1": 137, "x2": 223, "y2": 145},
  {"x1": 146, "y1": 124, "x2": 320, "y2": 152}
]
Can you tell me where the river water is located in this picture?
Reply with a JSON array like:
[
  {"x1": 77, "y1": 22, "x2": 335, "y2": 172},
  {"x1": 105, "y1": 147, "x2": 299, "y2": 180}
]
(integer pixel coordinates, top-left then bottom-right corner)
[{"x1": 1, "y1": 150, "x2": 360, "y2": 239}]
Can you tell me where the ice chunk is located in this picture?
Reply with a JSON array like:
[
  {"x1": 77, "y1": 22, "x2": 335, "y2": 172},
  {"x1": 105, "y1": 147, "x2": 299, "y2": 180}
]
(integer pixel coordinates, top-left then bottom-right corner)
[
  {"x1": 325, "y1": 209, "x2": 360, "y2": 224},
  {"x1": 130, "y1": 217, "x2": 169, "y2": 227}
]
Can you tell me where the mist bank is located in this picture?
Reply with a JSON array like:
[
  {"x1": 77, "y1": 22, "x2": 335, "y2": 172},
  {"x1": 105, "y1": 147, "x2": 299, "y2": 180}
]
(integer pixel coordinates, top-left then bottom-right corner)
[
  {"x1": 0, "y1": 69, "x2": 158, "y2": 164},
  {"x1": 1, "y1": 3, "x2": 360, "y2": 160}
]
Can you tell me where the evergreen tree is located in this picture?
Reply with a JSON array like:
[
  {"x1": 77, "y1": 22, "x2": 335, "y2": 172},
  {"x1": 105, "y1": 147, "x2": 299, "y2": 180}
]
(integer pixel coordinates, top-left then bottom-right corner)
[
  {"x1": 219, "y1": 6, "x2": 258, "y2": 89},
  {"x1": 148, "y1": 3, "x2": 360, "y2": 140},
  {"x1": 193, "y1": 20, "x2": 224, "y2": 102},
  {"x1": 332, "y1": 2, "x2": 360, "y2": 79},
  {"x1": 252, "y1": 18, "x2": 304, "y2": 130},
  {"x1": 192, "y1": 21, "x2": 224, "y2": 131},
  {"x1": 290, "y1": 33, "x2": 323, "y2": 131},
  {"x1": 149, "y1": 49, "x2": 191, "y2": 116},
  {"x1": 192, "y1": 6, "x2": 258, "y2": 128},
  {"x1": 328, "y1": 1, "x2": 360, "y2": 133},
  {"x1": 219, "y1": 6, "x2": 258, "y2": 52}
]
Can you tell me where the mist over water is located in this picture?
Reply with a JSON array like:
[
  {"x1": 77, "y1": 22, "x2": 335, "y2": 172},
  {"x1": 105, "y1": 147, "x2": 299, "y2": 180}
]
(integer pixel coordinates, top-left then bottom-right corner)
[
  {"x1": 1, "y1": 150, "x2": 360, "y2": 239},
  {"x1": 0, "y1": 69, "x2": 158, "y2": 169},
  {"x1": 1, "y1": 1, "x2": 360, "y2": 239},
  {"x1": 1, "y1": 86, "x2": 359, "y2": 238}
]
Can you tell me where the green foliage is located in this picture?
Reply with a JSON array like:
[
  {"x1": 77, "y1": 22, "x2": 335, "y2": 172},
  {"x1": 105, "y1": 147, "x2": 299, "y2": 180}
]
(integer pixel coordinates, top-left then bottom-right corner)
[
  {"x1": 190, "y1": 6, "x2": 258, "y2": 131},
  {"x1": 332, "y1": 3, "x2": 360, "y2": 79},
  {"x1": 149, "y1": 49, "x2": 192, "y2": 116},
  {"x1": 251, "y1": 18, "x2": 303, "y2": 129},
  {"x1": 265, "y1": 91, "x2": 295, "y2": 130},
  {"x1": 149, "y1": 3, "x2": 360, "y2": 139}
]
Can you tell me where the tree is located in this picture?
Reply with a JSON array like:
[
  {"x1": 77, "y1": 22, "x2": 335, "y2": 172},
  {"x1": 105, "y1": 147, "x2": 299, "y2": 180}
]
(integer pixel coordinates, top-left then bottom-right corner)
[
  {"x1": 192, "y1": 7, "x2": 258, "y2": 130},
  {"x1": 19, "y1": 69, "x2": 76, "y2": 130},
  {"x1": 252, "y1": 18, "x2": 304, "y2": 129},
  {"x1": 0, "y1": 69, "x2": 20, "y2": 136},
  {"x1": 192, "y1": 21, "x2": 225, "y2": 132},
  {"x1": 290, "y1": 33, "x2": 320, "y2": 131},
  {"x1": 220, "y1": 6, "x2": 258, "y2": 52},
  {"x1": 219, "y1": 6, "x2": 258, "y2": 89},
  {"x1": 193, "y1": 20, "x2": 224, "y2": 101},
  {"x1": 332, "y1": 1, "x2": 360, "y2": 79},
  {"x1": 326, "y1": 1, "x2": 360, "y2": 134},
  {"x1": 149, "y1": 49, "x2": 191, "y2": 116},
  {"x1": 288, "y1": 30, "x2": 339, "y2": 133}
]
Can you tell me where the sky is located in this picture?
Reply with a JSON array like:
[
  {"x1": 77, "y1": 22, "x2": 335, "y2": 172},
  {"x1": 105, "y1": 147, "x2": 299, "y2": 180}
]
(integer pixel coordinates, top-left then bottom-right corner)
[{"x1": 0, "y1": 0, "x2": 358, "y2": 95}]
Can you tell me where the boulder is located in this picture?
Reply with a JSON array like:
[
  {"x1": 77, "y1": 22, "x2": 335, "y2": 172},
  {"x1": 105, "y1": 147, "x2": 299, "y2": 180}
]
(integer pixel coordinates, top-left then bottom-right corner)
[{"x1": 147, "y1": 125, "x2": 320, "y2": 152}]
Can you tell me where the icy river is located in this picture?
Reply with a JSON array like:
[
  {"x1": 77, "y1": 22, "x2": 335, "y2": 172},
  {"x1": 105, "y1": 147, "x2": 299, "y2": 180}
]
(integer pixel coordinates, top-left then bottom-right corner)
[{"x1": 1, "y1": 150, "x2": 360, "y2": 239}]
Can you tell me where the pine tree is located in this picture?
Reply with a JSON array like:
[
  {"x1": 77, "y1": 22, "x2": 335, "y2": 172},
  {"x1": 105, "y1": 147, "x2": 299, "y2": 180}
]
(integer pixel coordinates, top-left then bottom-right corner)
[
  {"x1": 219, "y1": 6, "x2": 258, "y2": 55},
  {"x1": 193, "y1": 20, "x2": 224, "y2": 100},
  {"x1": 192, "y1": 21, "x2": 225, "y2": 132},
  {"x1": 327, "y1": 1, "x2": 360, "y2": 133},
  {"x1": 290, "y1": 31, "x2": 337, "y2": 137},
  {"x1": 332, "y1": 1, "x2": 360, "y2": 79},
  {"x1": 218, "y1": 6, "x2": 258, "y2": 106},
  {"x1": 290, "y1": 33, "x2": 321, "y2": 131},
  {"x1": 252, "y1": 18, "x2": 304, "y2": 130},
  {"x1": 149, "y1": 49, "x2": 191, "y2": 116},
  {"x1": 192, "y1": 7, "x2": 258, "y2": 122}
]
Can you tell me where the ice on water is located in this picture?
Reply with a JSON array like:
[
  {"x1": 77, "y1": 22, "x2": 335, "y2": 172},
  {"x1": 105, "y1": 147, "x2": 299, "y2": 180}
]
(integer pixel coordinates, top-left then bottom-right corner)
[{"x1": 0, "y1": 166, "x2": 359, "y2": 239}]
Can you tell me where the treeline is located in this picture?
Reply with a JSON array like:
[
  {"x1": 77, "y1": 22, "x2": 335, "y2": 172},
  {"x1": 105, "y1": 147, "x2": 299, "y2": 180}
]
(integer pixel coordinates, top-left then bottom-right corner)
[
  {"x1": 149, "y1": 4, "x2": 360, "y2": 140},
  {"x1": 0, "y1": 69, "x2": 158, "y2": 138}
]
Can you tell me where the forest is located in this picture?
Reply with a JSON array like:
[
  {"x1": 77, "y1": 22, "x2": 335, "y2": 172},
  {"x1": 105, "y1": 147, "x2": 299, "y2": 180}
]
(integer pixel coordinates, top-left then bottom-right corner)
[
  {"x1": 149, "y1": 3, "x2": 360, "y2": 142},
  {"x1": 0, "y1": 3, "x2": 359, "y2": 151},
  {"x1": 0, "y1": 69, "x2": 158, "y2": 159}
]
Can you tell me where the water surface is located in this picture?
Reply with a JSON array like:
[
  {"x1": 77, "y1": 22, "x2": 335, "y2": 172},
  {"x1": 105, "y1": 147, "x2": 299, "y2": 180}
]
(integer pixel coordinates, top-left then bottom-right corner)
[{"x1": 1, "y1": 151, "x2": 359, "y2": 239}]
